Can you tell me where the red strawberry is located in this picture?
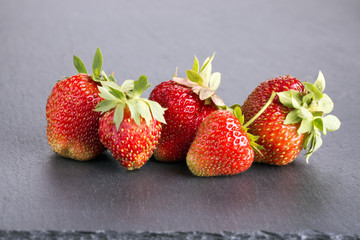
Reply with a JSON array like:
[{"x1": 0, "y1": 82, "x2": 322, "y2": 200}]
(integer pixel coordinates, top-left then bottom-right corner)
[
  {"x1": 95, "y1": 75, "x2": 166, "y2": 170},
  {"x1": 46, "y1": 48, "x2": 107, "y2": 161},
  {"x1": 241, "y1": 72, "x2": 341, "y2": 165},
  {"x1": 186, "y1": 108, "x2": 256, "y2": 177},
  {"x1": 149, "y1": 54, "x2": 225, "y2": 162}
]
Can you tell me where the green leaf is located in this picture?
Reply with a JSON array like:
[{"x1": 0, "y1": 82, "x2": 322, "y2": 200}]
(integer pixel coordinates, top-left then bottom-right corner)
[
  {"x1": 120, "y1": 80, "x2": 135, "y2": 92},
  {"x1": 303, "y1": 129, "x2": 323, "y2": 163},
  {"x1": 318, "y1": 94, "x2": 334, "y2": 114},
  {"x1": 233, "y1": 106, "x2": 243, "y2": 124},
  {"x1": 133, "y1": 75, "x2": 150, "y2": 98},
  {"x1": 127, "y1": 99, "x2": 141, "y2": 126},
  {"x1": 138, "y1": 100, "x2": 152, "y2": 126},
  {"x1": 305, "y1": 151, "x2": 313, "y2": 163},
  {"x1": 251, "y1": 142, "x2": 265, "y2": 153},
  {"x1": 277, "y1": 90, "x2": 302, "y2": 109},
  {"x1": 298, "y1": 107, "x2": 313, "y2": 119},
  {"x1": 126, "y1": 90, "x2": 134, "y2": 99},
  {"x1": 108, "y1": 86, "x2": 126, "y2": 101},
  {"x1": 192, "y1": 56, "x2": 199, "y2": 73},
  {"x1": 200, "y1": 61, "x2": 212, "y2": 87},
  {"x1": 101, "y1": 71, "x2": 110, "y2": 81},
  {"x1": 290, "y1": 90, "x2": 303, "y2": 109},
  {"x1": 314, "y1": 134, "x2": 323, "y2": 152},
  {"x1": 209, "y1": 72, "x2": 221, "y2": 90},
  {"x1": 298, "y1": 118, "x2": 313, "y2": 134},
  {"x1": 101, "y1": 81, "x2": 123, "y2": 92},
  {"x1": 314, "y1": 70, "x2": 326, "y2": 92},
  {"x1": 248, "y1": 133, "x2": 260, "y2": 142},
  {"x1": 303, "y1": 82, "x2": 323, "y2": 101},
  {"x1": 313, "y1": 117, "x2": 326, "y2": 135},
  {"x1": 230, "y1": 104, "x2": 242, "y2": 110},
  {"x1": 92, "y1": 74, "x2": 102, "y2": 82},
  {"x1": 144, "y1": 99, "x2": 166, "y2": 124},
  {"x1": 113, "y1": 103, "x2": 125, "y2": 131},
  {"x1": 277, "y1": 91, "x2": 293, "y2": 108},
  {"x1": 306, "y1": 134, "x2": 323, "y2": 163},
  {"x1": 186, "y1": 69, "x2": 204, "y2": 85},
  {"x1": 73, "y1": 55, "x2": 87, "y2": 74},
  {"x1": 323, "y1": 115, "x2": 341, "y2": 132},
  {"x1": 284, "y1": 109, "x2": 302, "y2": 124},
  {"x1": 94, "y1": 100, "x2": 118, "y2": 113},
  {"x1": 248, "y1": 131, "x2": 264, "y2": 154},
  {"x1": 303, "y1": 92, "x2": 314, "y2": 105},
  {"x1": 108, "y1": 73, "x2": 117, "y2": 82},
  {"x1": 98, "y1": 86, "x2": 117, "y2": 100},
  {"x1": 200, "y1": 53, "x2": 215, "y2": 72},
  {"x1": 92, "y1": 48, "x2": 103, "y2": 77},
  {"x1": 303, "y1": 132, "x2": 314, "y2": 150}
]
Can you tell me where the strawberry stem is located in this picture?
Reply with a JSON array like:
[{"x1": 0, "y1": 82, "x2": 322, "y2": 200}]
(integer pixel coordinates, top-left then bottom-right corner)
[{"x1": 243, "y1": 91, "x2": 276, "y2": 128}]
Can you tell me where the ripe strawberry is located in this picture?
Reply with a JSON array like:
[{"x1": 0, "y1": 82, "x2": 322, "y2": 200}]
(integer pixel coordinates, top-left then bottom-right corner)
[
  {"x1": 241, "y1": 71, "x2": 341, "y2": 165},
  {"x1": 46, "y1": 48, "x2": 108, "y2": 161},
  {"x1": 186, "y1": 108, "x2": 257, "y2": 177},
  {"x1": 95, "y1": 75, "x2": 166, "y2": 170},
  {"x1": 149, "y1": 54, "x2": 225, "y2": 162}
]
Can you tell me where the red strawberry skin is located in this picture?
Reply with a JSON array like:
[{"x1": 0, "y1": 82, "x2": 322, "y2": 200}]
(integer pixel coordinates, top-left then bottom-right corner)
[
  {"x1": 46, "y1": 74, "x2": 105, "y2": 161},
  {"x1": 98, "y1": 108, "x2": 162, "y2": 170},
  {"x1": 242, "y1": 76, "x2": 305, "y2": 165},
  {"x1": 149, "y1": 80, "x2": 217, "y2": 162},
  {"x1": 187, "y1": 110, "x2": 254, "y2": 177}
]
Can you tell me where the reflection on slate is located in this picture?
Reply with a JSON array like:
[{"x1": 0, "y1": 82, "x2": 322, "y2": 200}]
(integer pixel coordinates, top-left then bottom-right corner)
[{"x1": 0, "y1": 230, "x2": 359, "y2": 240}]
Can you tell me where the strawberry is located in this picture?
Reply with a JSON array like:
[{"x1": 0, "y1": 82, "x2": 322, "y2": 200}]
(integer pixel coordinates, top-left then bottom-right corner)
[
  {"x1": 46, "y1": 48, "x2": 108, "y2": 161},
  {"x1": 95, "y1": 75, "x2": 166, "y2": 170},
  {"x1": 241, "y1": 71, "x2": 341, "y2": 165},
  {"x1": 149, "y1": 54, "x2": 225, "y2": 162},
  {"x1": 186, "y1": 107, "x2": 258, "y2": 177}
]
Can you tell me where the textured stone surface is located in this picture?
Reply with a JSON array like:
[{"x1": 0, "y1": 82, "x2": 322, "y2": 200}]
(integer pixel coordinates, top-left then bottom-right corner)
[
  {"x1": 0, "y1": 230, "x2": 359, "y2": 240},
  {"x1": 0, "y1": 0, "x2": 360, "y2": 235}
]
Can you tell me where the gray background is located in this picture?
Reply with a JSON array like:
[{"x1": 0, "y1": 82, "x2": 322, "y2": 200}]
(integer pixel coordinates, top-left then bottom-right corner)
[{"x1": 0, "y1": 0, "x2": 359, "y2": 234}]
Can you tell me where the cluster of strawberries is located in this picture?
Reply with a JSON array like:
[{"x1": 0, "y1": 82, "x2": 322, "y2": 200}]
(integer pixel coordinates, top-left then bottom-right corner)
[{"x1": 46, "y1": 49, "x2": 340, "y2": 177}]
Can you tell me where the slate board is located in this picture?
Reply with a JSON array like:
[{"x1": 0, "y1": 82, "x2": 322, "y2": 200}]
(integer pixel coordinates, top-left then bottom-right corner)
[
  {"x1": 0, "y1": 0, "x2": 359, "y2": 236},
  {"x1": 0, "y1": 230, "x2": 359, "y2": 240}
]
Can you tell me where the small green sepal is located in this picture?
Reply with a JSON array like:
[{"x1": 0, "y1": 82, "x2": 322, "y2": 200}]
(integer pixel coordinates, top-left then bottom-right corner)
[
  {"x1": 92, "y1": 48, "x2": 103, "y2": 77},
  {"x1": 114, "y1": 103, "x2": 125, "y2": 131},
  {"x1": 133, "y1": 75, "x2": 151, "y2": 98},
  {"x1": 186, "y1": 69, "x2": 204, "y2": 85},
  {"x1": 283, "y1": 109, "x2": 302, "y2": 124},
  {"x1": 323, "y1": 115, "x2": 341, "y2": 132},
  {"x1": 73, "y1": 55, "x2": 88, "y2": 74},
  {"x1": 108, "y1": 72, "x2": 117, "y2": 82},
  {"x1": 314, "y1": 70, "x2": 326, "y2": 92},
  {"x1": 192, "y1": 56, "x2": 199, "y2": 73}
]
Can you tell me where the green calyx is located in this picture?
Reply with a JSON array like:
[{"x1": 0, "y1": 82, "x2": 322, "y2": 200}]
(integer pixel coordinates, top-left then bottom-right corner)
[
  {"x1": 231, "y1": 106, "x2": 264, "y2": 155},
  {"x1": 277, "y1": 71, "x2": 341, "y2": 162},
  {"x1": 94, "y1": 75, "x2": 167, "y2": 130},
  {"x1": 73, "y1": 48, "x2": 114, "y2": 83},
  {"x1": 172, "y1": 53, "x2": 225, "y2": 107}
]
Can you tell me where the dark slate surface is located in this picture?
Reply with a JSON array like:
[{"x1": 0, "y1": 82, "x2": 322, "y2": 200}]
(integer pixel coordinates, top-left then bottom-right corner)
[
  {"x1": 0, "y1": 230, "x2": 359, "y2": 240},
  {"x1": 0, "y1": 0, "x2": 359, "y2": 235}
]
